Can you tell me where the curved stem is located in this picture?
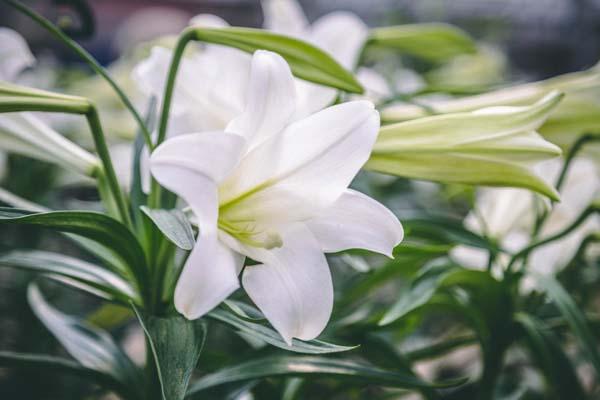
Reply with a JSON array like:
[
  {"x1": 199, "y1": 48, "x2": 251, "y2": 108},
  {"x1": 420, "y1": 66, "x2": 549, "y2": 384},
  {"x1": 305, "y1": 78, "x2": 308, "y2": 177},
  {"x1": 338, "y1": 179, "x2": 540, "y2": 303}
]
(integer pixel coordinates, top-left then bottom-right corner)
[
  {"x1": 148, "y1": 28, "x2": 195, "y2": 209},
  {"x1": 555, "y1": 132, "x2": 600, "y2": 192},
  {"x1": 4, "y1": 0, "x2": 154, "y2": 150},
  {"x1": 155, "y1": 28, "x2": 195, "y2": 147},
  {"x1": 85, "y1": 107, "x2": 133, "y2": 228},
  {"x1": 527, "y1": 132, "x2": 600, "y2": 267},
  {"x1": 0, "y1": 96, "x2": 132, "y2": 228},
  {"x1": 507, "y1": 205, "x2": 598, "y2": 273}
]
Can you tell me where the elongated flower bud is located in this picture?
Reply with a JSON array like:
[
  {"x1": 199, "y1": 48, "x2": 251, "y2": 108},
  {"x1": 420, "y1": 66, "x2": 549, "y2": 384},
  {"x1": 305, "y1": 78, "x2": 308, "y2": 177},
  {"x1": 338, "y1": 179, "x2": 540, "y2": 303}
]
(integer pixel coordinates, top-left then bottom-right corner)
[
  {"x1": 381, "y1": 65, "x2": 600, "y2": 122},
  {"x1": 0, "y1": 112, "x2": 100, "y2": 176},
  {"x1": 367, "y1": 91, "x2": 563, "y2": 199}
]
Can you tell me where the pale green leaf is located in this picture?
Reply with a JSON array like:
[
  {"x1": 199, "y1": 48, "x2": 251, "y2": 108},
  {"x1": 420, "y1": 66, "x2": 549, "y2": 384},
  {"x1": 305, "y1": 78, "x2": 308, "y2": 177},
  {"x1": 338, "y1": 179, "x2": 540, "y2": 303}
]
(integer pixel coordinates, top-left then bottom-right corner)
[
  {"x1": 141, "y1": 206, "x2": 195, "y2": 251},
  {"x1": 190, "y1": 27, "x2": 363, "y2": 93},
  {"x1": 367, "y1": 23, "x2": 476, "y2": 62}
]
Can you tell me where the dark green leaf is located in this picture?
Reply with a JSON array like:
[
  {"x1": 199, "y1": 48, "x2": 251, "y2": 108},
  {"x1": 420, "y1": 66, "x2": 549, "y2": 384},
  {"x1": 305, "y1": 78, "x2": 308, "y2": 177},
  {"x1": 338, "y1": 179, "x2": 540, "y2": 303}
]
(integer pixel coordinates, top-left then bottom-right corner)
[
  {"x1": 340, "y1": 243, "x2": 450, "y2": 307},
  {"x1": 367, "y1": 23, "x2": 477, "y2": 62},
  {"x1": 191, "y1": 27, "x2": 363, "y2": 93},
  {"x1": 516, "y1": 313, "x2": 586, "y2": 399},
  {"x1": 0, "y1": 351, "x2": 132, "y2": 398},
  {"x1": 0, "y1": 207, "x2": 147, "y2": 286},
  {"x1": 0, "y1": 250, "x2": 137, "y2": 303},
  {"x1": 141, "y1": 206, "x2": 195, "y2": 251},
  {"x1": 534, "y1": 274, "x2": 600, "y2": 379},
  {"x1": 208, "y1": 307, "x2": 356, "y2": 354},
  {"x1": 403, "y1": 214, "x2": 498, "y2": 250},
  {"x1": 133, "y1": 304, "x2": 206, "y2": 400},
  {"x1": 380, "y1": 260, "x2": 458, "y2": 325},
  {"x1": 28, "y1": 284, "x2": 144, "y2": 395},
  {"x1": 186, "y1": 355, "x2": 466, "y2": 397}
]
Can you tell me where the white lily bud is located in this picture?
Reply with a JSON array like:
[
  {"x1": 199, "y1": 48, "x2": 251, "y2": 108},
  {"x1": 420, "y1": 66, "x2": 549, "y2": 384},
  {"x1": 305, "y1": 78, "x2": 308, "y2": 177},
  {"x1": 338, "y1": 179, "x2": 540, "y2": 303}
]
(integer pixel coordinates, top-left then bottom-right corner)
[
  {"x1": 367, "y1": 91, "x2": 564, "y2": 199},
  {"x1": 381, "y1": 65, "x2": 600, "y2": 122},
  {"x1": 0, "y1": 112, "x2": 100, "y2": 176}
]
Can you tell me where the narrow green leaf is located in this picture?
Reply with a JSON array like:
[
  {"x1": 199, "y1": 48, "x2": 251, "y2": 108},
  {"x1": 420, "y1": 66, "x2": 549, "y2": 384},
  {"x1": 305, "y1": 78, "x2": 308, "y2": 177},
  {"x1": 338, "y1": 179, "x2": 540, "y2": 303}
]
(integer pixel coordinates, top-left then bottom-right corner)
[
  {"x1": 132, "y1": 304, "x2": 206, "y2": 400},
  {"x1": 402, "y1": 214, "x2": 499, "y2": 250},
  {"x1": 0, "y1": 250, "x2": 137, "y2": 303},
  {"x1": 28, "y1": 284, "x2": 144, "y2": 395},
  {"x1": 340, "y1": 243, "x2": 451, "y2": 307},
  {"x1": 189, "y1": 27, "x2": 363, "y2": 93},
  {"x1": 516, "y1": 313, "x2": 586, "y2": 399},
  {"x1": 186, "y1": 356, "x2": 467, "y2": 397},
  {"x1": 0, "y1": 351, "x2": 132, "y2": 398},
  {"x1": 208, "y1": 307, "x2": 356, "y2": 354},
  {"x1": 223, "y1": 300, "x2": 266, "y2": 322},
  {"x1": 367, "y1": 23, "x2": 477, "y2": 62},
  {"x1": 534, "y1": 274, "x2": 600, "y2": 379},
  {"x1": 0, "y1": 207, "x2": 147, "y2": 287},
  {"x1": 380, "y1": 260, "x2": 458, "y2": 325},
  {"x1": 141, "y1": 206, "x2": 195, "y2": 251},
  {"x1": 131, "y1": 96, "x2": 156, "y2": 227}
]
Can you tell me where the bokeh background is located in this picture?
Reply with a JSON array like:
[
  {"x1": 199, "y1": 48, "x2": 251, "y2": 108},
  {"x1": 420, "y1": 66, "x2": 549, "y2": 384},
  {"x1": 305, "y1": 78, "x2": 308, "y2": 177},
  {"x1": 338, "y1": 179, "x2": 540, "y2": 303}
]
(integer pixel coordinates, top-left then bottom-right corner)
[{"x1": 0, "y1": 1, "x2": 599, "y2": 398}]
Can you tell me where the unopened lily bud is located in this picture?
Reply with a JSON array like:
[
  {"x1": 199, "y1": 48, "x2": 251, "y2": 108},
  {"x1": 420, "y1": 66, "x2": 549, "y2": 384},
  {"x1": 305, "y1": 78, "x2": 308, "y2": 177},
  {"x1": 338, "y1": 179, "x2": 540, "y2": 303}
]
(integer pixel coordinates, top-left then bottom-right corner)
[
  {"x1": 0, "y1": 112, "x2": 100, "y2": 176},
  {"x1": 367, "y1": 91, "x2": 564, "y2": 199}
]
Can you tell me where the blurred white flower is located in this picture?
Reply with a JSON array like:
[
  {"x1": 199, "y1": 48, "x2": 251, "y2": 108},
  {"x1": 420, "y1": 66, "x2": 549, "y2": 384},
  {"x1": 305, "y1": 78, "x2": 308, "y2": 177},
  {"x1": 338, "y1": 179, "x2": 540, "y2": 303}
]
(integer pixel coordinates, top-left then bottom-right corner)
[
  {"x1": 132, "y1": 0, "x2": 382, "y2": 139},
  {"x1": 150, "y1": 51, "x2": 403, "y2": 344},
  {"x1": 451, "y1": 158, "x2": 600, "y2": 290},
  {"x1": 0, "y1": 29, "x2": 99, "y2": 177},
  {"x1": 0, "y1": 28, "x2": 35, "y2": 82},
  {"x1": 262, "y1": 0, "x2": 393, "y2": 109}
]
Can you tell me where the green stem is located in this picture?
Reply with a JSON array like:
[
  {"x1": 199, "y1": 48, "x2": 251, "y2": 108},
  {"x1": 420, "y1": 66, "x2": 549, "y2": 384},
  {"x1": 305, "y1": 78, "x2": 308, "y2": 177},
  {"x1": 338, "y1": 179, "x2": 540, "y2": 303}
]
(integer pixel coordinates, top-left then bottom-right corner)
[
  {"x1": 478, "y1": 345, "x2": 507, "y2": 400},
  {"x1": 507, "y1": 205, "x2": 598, "y2": 273},
  {"x1": 155, "y1": 28, "x2": 196, "y2": 147},
  {"x1": 85, "y1": 108, "x2": 133, "y2": 228},
  {"x1": 4, "y1": 0, "x2": 154, "y2": 150},
  {"x1": 533, "y1": 132, "x2": 600, "y2": 234},
  {"x1": 0, "y1": 96, "x2": 132, "y2": 228},
  {"x1": 96, "y1": 171, "x2": 120, "y2": 219},
  {"x1": 148, "y1": 28, "x2": 195, "y2": 209},
  {"x1": 0, "y1": 96, "x2": 90, "y2": 113},
  {"x1": 555, "y1": 132, "x2": 600, "y2": 192}
]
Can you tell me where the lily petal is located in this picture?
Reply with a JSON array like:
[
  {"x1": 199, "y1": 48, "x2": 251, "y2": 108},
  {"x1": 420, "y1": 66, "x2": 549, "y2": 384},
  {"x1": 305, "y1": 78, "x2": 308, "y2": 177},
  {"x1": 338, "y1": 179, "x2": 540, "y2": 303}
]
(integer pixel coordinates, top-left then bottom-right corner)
[
  {"x1": 219, "y1": 101, "x2": 380, "y2": 224},
  {"x1": 242, "y1": 224, "x2": 333, "y2": 344},
  {"x1": 150, "y1": 131, "x2": 246, "y2": 219},
  {"x1": 0, "y1": 28, "x2": 35, "y2": 82},
  {"x1": 189, "y1": 14, "x2": 230, "y2": 28},
  {"x1": 175, "y1": 237, "x2": 245, "y2": 319},
  {"x1": 133, "y1": 47, "x2": 245, "y2": 133},
  {"x1": 306, "y1": 189, "x2": 403, "y2": 257},
  {"x1": 309, "y1": 12, "x2": 368, "y2": 70},
  {"x1": 261, "y1": 0, "x2": 309, "y2": 37},
  {"x1": 226, "y1": 50, "x2": 296, "y2": 150},
  {"x1": 293, "y1": 79, "x2": 337, "y2": 119}
]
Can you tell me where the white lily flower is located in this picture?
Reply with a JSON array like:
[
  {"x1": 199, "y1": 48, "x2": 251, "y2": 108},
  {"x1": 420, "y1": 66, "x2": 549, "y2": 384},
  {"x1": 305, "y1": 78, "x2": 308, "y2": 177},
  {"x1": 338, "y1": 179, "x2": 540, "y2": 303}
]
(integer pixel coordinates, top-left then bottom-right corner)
[
  {"x1": 0, "y1": 28, "x2": 35, "y2": 82},
  {"x1": 451, "y1": 158, "x2": 600, "y2": 290},
  {"x1": 150, "y1": 50, "x2": 403, "y2": 343}
]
